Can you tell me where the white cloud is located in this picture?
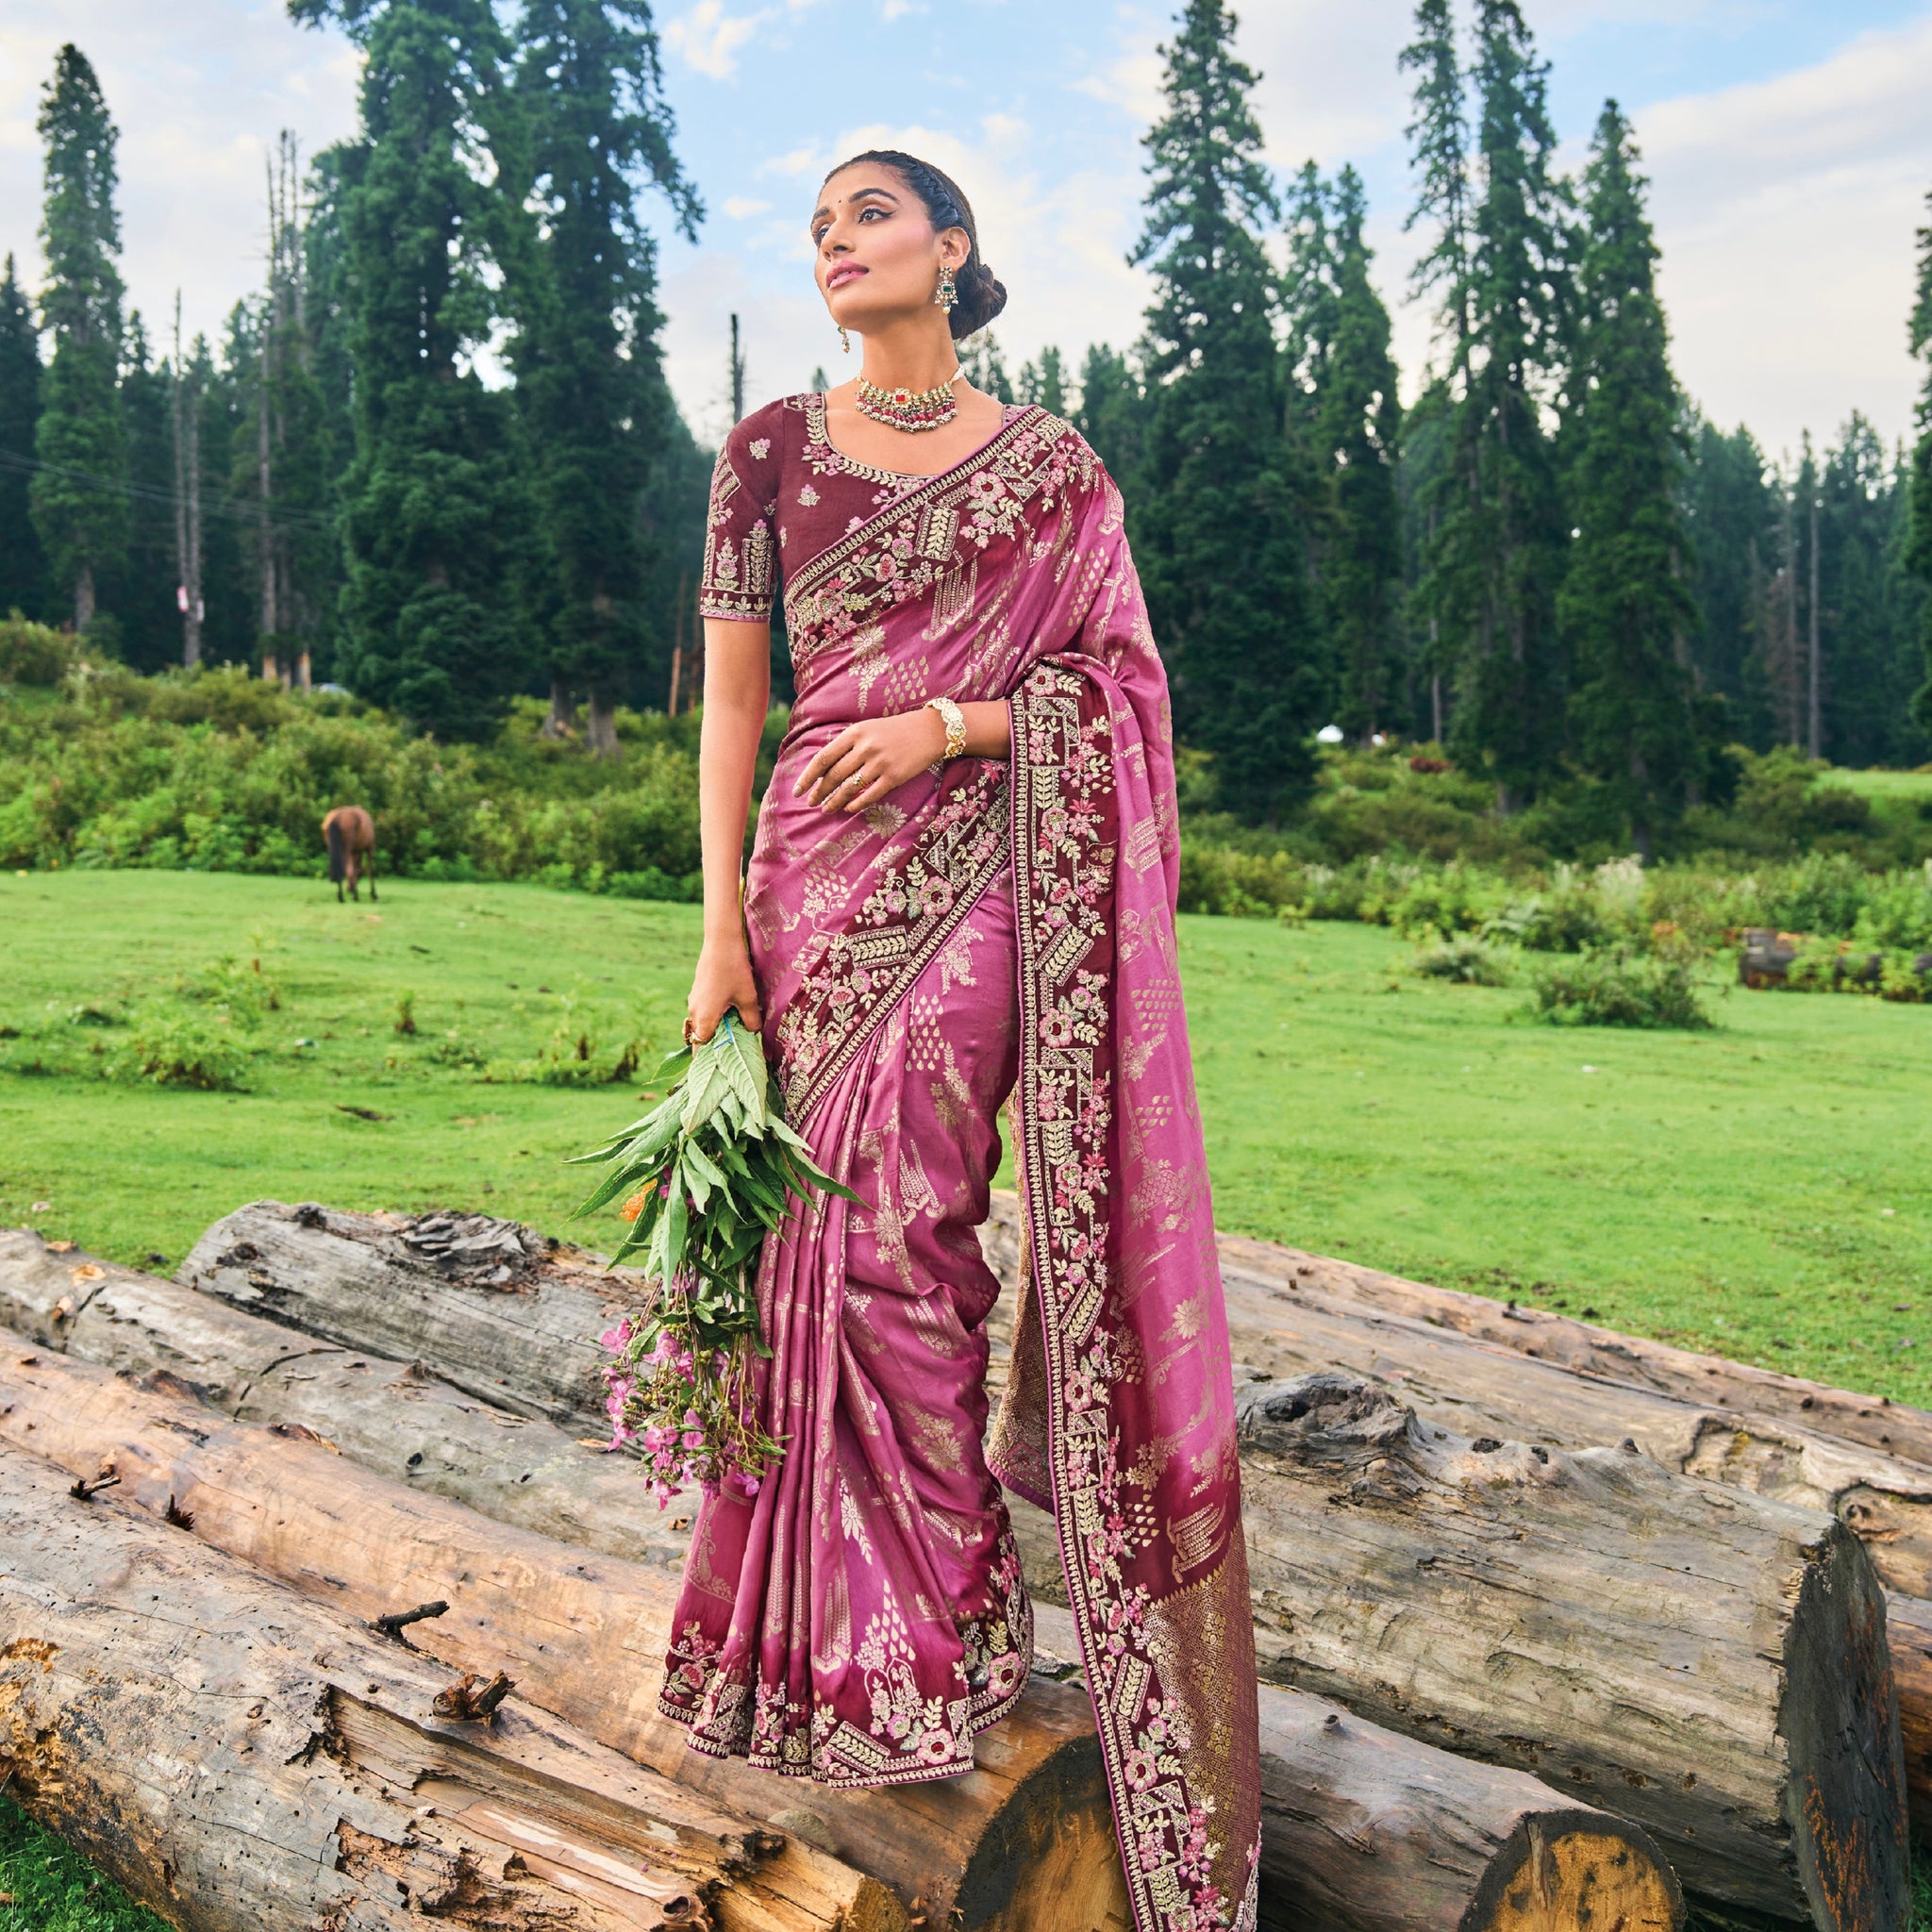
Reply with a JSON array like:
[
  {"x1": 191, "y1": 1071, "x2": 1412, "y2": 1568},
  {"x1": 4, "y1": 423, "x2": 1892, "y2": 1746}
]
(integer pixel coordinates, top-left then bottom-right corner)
[
  {"x1": 663, "y1": 2, "x2": 764, "y2": 81},
  {"x1": 0, "y1": 6, "x2": 359, "y2": 357},
  {"x1": 723, "y1": 195, "x2": 772, "y2": 218},
  {"x1": 1633, "y1": 15, "x2": 1932, "y2": 452}
]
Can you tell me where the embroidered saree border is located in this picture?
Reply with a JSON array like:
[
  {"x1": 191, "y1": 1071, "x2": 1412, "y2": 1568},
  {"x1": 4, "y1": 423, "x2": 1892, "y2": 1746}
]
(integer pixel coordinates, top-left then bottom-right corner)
[
  {"x1": 1007, "y1": 661, "x2": 1256, "y2": 1932},
  {"x1": 784, "y1": 403, "x2": 1049, "y2": 608}
]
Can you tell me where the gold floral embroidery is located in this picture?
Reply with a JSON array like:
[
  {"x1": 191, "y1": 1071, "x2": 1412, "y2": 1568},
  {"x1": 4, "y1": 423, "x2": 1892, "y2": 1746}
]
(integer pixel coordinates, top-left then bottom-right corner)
[{"x1": 1001, "y1": 660, "x2": 1256, "y2": 1932}]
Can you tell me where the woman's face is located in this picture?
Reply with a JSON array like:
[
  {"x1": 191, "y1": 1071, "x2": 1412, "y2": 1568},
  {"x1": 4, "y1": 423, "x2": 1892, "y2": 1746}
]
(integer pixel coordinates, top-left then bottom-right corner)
[{"x1": 811, "y1": 165, "x2": 965, "y2": 336}]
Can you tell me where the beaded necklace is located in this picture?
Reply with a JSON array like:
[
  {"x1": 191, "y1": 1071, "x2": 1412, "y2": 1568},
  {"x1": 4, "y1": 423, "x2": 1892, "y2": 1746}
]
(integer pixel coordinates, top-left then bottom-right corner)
[{"x1": 854, "y1": 366, "x2": 962, "y2": 433}]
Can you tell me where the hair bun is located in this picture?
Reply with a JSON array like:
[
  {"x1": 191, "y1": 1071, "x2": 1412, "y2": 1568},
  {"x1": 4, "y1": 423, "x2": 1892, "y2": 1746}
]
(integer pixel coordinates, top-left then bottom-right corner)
[{"x1": 950, "y1": 258, "x2": 1008, "y2": 341}]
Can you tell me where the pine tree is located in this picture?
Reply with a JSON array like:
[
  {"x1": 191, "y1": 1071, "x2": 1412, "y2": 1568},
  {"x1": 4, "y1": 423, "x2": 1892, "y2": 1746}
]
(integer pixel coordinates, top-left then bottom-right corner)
[
  {"x1": 0, "y1": 256, "x2": 45, "y2": 618},
  {"x1": 1015, "y1": 345, "x2": 1067, "y2": 415},
  {"x1": 1399, "y1": 0, "x2": 1474, "y2": 363},
  {"x1": 107, "y1": 313, "x2": 179, "y2": 669},
  {"x1": 1818, "y1": 416, "x2": 1927, "y2": 766},
  {"x1": 510, "y1": 0, "x2": 700, "y2": 754},
  {"x1": 31, "y1": 44, "x2": 125, "y2": 633},
  {"x1": 1406, "y1": 0, "x2": 1571, "y2": 808},
  {"x1": 1558, "y1": 102, "x2": 1700, "y2": 858},
  {"x1": 958, "y1": 332, "x2": 1013, "y2": 402},
  {"x1": 1132, "y1": 0, "x2": 1322, "y2": 820},
  {"x1": 1910, "y1": 186, "x2": 1932, "y2": 731},
  {"x1": 1073, "y1": 344, "x2": 1145, "y2": 485},
  {"x1": 1295, "y1": 166, "x2": 1404, "y2": 739},
  {"x1": 291, "y1": 0, "x2": 531, "y2": 736},
  {"x1": 1681, "y1": 415, "x2": 1776, "y2": 747}
]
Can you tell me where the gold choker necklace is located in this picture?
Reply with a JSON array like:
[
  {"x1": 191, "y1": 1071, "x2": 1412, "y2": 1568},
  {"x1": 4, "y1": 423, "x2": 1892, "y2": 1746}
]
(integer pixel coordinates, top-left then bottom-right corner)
[{"x1": 854, "y1": 367, "x2": 962, "y2": 433}]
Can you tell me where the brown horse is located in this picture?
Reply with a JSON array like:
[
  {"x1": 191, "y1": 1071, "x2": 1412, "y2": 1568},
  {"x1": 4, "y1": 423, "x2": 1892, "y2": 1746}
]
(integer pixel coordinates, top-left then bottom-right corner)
[{"x1": 323, "y1": 806, "x2": 377, "y2": 903}]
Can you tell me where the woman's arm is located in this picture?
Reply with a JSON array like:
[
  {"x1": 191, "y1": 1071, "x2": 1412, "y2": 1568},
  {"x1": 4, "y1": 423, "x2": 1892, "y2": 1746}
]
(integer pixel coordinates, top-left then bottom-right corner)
[
  {"x1": 686, "y1": 618, "x2": 773, "y2": 1042},
  {"x1": 793, "y1": 700, "x2": 1011, "y2": 812}
]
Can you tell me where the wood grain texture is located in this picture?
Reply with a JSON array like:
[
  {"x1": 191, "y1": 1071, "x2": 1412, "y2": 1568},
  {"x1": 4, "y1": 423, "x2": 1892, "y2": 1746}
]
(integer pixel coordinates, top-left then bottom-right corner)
[
  {"x1": 976, "y1": 1197, "x2": 1932, "y2": 1597},
  {"x1": 0, "y1": 1333, "x2": 1685, "y2": 1932},
  {"x1": 0, "y1": 1436, "x2": 860, "y2": 1932},
  {"x1": 0, "y1": 1328, "x2": 1116, "y2": 1932},
  {"x1": 1230, "y1": 1373, "x2": 1905, "y2": 1930}
]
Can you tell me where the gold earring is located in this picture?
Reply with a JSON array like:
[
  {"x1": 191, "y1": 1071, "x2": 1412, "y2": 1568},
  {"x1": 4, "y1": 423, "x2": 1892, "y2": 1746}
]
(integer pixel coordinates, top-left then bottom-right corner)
[
  {"x1": 935, "y1": 267, "x2": 958, "y2": 311},
  {"x1": 839, "y1": 325, "x2": 851, "y2": 354}
]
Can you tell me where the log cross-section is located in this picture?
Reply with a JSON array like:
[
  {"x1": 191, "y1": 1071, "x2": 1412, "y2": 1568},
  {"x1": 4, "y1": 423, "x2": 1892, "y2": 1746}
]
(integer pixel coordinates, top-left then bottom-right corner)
[{"x1": 0, "y1": 1329, "x2": 1690, "y2": 1932}]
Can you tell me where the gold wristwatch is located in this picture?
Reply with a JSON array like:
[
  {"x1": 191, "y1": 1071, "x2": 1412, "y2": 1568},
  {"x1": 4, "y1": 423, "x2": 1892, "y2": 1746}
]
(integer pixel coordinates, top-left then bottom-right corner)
[{"x1": 925, "y1": 695, "x2": 967, "y2": 768}]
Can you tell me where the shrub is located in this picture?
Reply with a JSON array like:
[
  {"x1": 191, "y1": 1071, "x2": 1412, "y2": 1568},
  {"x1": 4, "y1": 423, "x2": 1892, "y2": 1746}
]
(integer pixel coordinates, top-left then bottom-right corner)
[
  {"x1": 0, "y1": 615, "x2": 81, "y2": 687},
  {"x1": 1409, "y1": 935, "x2": 1514, "y2": 986},
  {"x1": 116, "y1": 1010, "x2": 253, "y2": 1090},
  {"x1": 1524, "y1": 950, "x2": 1714, "y2": 1030}
]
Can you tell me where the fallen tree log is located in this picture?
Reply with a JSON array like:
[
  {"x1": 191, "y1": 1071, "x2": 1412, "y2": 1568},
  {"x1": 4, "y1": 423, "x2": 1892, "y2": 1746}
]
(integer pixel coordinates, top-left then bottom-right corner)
[
  {"x1": 984, "y1": 1191, "x2": 1932, "y2": 1516},
  {"x1": 1223, "y1": 1372, "x2": 1906, "y2": 1930},
  {"x1": 0, "y1": 1224, "x2": 692, "y2": 1577},
  {"x1": 1884, "y1": 1592, "x2": 1932, "y2": 1839},
  {"x1": 0, "y1": 1332, "x2": 1118, "y2": 1932},
  {"x1": 0, "y1": 1338, "x2": 1686, "y2": 1932},
  {"x1": 980, "y1": 1205, "x2": 1932, "y2": 1598},
  {"x1": 0, "y1": 1436, "x2": 890, "y2": 1932},
  {"x1": 176, "y1": 1200, "x2": 619, "y2": 1434}
]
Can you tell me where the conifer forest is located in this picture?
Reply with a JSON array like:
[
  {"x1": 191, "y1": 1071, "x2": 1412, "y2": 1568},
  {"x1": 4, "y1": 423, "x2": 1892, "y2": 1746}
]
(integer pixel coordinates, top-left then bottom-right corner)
[{"x1": 2, "y1": 0, "x2": 1930, "y2": 856}]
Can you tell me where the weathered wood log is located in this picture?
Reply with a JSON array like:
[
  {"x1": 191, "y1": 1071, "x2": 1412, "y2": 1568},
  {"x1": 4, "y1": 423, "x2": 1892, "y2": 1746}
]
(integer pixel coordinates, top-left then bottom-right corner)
[
  {"x1": 985, "y1": 1191, "x2": 1932, "y2": 1479},
  {"x1": 1883, "y1": 1591, "x2": 1932, "y2": 1839},
  {"x1": 0, "y1": 1336, "x2": 1685, "y2": 1932},
  {"x1": 983, "y1": 1201, "x2": 1932, "y2": 1598},
  {"x1": 0, "y1": 1225, "x2": 692, "y2": 1576},
  {"x1": 176, "y1": 1200, "x2": 619, "y2": 1433},
  {"x1": 1033, "y1": 1606, "x2": 1684, "y2": 1932},
  {"x1": 0, "y1": 1435, "x2": 887, "y2": 1932},
  {"x1": 0, "y1": 1329, "x2": 1123, "y2": 1932},
  {"x1": 1228, "y1": 1372, "x2": 1904, "y2": 1930}
]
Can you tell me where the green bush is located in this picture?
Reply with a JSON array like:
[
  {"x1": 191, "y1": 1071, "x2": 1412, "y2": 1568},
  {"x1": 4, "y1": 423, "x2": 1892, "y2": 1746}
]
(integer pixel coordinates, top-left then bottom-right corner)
[
  {"x1": 1525, "y1": 950, "x2": 1715, "y2": 1030},
  {"x1": 0, "y1": 614, "x2": 82, "y2": 686},
  {"x1": 1409, "y1": 935, "x2": 1514, "y2": 985},
  {"x1": 115, "y1": 1009, "x2": 253, "y2": 1090}
]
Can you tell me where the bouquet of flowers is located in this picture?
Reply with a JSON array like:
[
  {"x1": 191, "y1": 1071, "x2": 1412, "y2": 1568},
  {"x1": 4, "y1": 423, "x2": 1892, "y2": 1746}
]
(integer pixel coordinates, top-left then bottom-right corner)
[{"x1": 570, "y1": 1010, "x2": 851, "y2": 1507}]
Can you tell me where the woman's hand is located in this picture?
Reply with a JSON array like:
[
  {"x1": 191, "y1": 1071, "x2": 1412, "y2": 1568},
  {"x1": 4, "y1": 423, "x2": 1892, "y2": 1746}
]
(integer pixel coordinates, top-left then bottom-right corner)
[
  {"x1": 794, "y1": 708, "x2": 948, "y2": 814},
  {"x1": 687, "y1": 934, "x2": 763, "y2": 1045}
]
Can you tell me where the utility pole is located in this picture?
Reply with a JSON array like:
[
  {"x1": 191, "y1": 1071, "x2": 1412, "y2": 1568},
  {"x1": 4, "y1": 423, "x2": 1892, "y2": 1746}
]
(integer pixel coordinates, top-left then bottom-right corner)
[
  {"x1": 729, "y1": 312, "x2": 745, "y2": 424},
  {"x1": 1780, "y1": 465, "x2": 1799, "y2": 746},
  {"x1": 258, "y1": 150, "x2": 279, "y2": 684},
  {"x1": 1806, "y1": 481, "x2": 1822, "y2": 760},
  {"x1": 171, "y1": 291, "x2": 203, "y2": 668}
]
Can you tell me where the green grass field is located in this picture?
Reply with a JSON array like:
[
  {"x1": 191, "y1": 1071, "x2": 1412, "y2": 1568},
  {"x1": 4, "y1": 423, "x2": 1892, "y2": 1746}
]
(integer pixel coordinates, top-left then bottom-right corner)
[
  {"x1": 4, "y1": 868, "x2": 1932, "y2": 1920},
  {"x1": 3, "y1": 869, "x2": 1928, "y2": 1399}
]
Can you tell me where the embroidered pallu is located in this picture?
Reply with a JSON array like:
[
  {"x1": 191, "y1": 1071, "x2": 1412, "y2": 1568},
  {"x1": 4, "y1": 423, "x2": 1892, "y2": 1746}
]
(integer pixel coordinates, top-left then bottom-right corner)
[{"x1": 659, "y1": 393, "x2": 1261, "y2": 1932}]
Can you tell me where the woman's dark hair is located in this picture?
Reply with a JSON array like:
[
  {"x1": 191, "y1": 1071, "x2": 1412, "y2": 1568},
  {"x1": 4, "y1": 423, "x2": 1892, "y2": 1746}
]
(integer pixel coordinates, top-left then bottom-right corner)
[{"x1": 822, "y1": 149, "x2": 1008, "y2": 341}]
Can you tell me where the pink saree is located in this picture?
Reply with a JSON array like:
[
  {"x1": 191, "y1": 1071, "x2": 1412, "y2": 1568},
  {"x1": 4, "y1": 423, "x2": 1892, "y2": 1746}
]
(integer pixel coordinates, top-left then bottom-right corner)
[{"x1": 662, "y1": 393, "x2": 1261, "y2": 1932}]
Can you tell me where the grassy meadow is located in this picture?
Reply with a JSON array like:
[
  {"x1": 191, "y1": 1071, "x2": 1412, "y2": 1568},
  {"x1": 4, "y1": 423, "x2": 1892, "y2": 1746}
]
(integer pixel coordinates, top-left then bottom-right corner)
[
  {"x1": 2, "y1": 867, "x2": 1929, "y2": 1403},
  {"x1": 4, "y1": 868, "x2": 1932, "y2": 1926}
]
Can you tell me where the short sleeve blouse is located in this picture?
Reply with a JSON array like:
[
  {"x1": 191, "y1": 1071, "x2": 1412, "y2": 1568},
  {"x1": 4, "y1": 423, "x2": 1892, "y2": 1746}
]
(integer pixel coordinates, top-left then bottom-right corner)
[{"x1": 698, "y1": 403, "x2": 787, "y2": 622}]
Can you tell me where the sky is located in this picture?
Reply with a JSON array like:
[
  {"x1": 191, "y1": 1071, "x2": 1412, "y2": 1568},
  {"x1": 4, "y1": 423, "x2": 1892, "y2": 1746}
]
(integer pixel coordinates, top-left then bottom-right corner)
[{"x1": 0, "y1": 1, "x2": 1928, "y2": 464}]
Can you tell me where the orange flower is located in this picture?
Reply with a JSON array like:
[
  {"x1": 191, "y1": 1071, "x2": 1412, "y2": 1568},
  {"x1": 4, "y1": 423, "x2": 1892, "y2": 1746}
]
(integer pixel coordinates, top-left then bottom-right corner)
[{"x1": 619, "y1": 1188, "x2": 652, "y2": 1224}]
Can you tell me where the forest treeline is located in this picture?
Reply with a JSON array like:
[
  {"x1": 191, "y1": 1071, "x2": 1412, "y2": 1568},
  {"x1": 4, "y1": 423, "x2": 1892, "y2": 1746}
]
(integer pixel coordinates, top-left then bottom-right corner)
[{"x1": 1, "y1": 0, "x2": 1930, "y2": 862}]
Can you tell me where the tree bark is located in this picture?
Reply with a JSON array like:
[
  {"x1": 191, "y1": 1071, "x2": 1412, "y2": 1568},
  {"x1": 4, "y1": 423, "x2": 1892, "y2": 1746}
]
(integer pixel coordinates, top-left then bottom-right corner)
[
  {"x1": 0, "y1": 1324, "x2": 1122, "y2": 1932},
  {"x1": 1191, "y1": 1204, "x2": 1932, "y2": 1471},
  {"x1": 1226, "y1": 1374, "x2": 1904, "y2": 1929},
  {"x1": 587, "y1": 691, "x2": 620, "y2": 758},
  {"x1": 975, "y1": 1197, "x2": 1932, "y2": 1596},
  {"x1": 0, "y1": 1436, "x2": 887, "y2": 1932},
  {"x1": 0, "y1": 1332, "x2": 1685, "y2": 1932}
]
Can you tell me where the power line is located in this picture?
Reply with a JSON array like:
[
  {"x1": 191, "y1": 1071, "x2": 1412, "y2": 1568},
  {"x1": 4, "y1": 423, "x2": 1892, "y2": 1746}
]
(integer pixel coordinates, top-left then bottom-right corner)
[{"x1": 0, "y1": 446, "x2": 337, "y2": 538}]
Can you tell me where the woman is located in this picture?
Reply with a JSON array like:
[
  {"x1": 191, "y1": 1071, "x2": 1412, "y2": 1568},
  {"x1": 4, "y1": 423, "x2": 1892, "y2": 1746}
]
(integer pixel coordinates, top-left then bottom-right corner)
[{"x1": 668, "y1": 149, "x2": 1260, "y2": 1932}]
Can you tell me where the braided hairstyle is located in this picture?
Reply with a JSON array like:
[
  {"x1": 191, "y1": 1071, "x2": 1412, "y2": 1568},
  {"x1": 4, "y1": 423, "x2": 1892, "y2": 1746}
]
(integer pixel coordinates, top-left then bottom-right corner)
[{"x1": 822, "y1": 150, "x2": 1008, "y2": 341}]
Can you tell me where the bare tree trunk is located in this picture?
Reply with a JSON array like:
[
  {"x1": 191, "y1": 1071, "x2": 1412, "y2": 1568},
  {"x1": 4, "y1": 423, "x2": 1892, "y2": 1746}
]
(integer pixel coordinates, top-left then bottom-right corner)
[
  {"x1": 668, "y1": 644, "x2": 683, "y2": 716},
  {"x1": 74, "y1": 561, "x2": 93, "y2": 632},
  {"x1": 586, "y1": 690, "x2": 620, "y2": 758},
  {"x1": 1807, "y1": 485, "x2": 1823, "y2": 759},
  {"x1": 171, "y1": 293, "x2": 202, "y2": 668},
  {"x1": 541, "y1": 679, "x2": 576, "y2": 739}
]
